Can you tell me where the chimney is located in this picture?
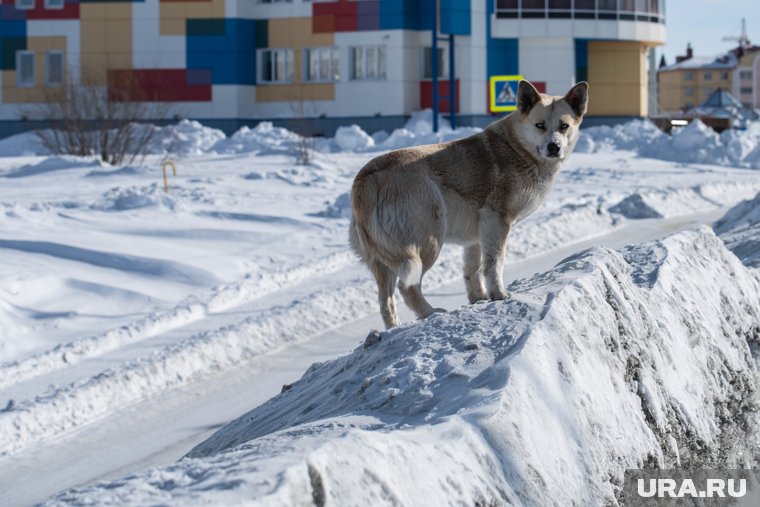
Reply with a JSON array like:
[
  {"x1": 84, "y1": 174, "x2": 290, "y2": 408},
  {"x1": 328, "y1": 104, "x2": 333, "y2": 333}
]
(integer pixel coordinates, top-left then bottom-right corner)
[{"x1": 676, "y1": 42, "x2": 693, "y2": 64}]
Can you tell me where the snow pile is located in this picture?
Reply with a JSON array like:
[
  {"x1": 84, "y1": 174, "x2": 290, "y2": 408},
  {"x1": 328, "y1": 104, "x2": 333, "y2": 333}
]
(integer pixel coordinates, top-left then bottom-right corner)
[
  {"x1": 577, "y1": 119, "x2": 760, "y2": 169},
  {"x1": 147, "y1": 120, "x2": 226, "y2": 156},
  {"x1": 715, "y1": 191, "x2": 760, "y2": 267},
  {"x1": 312, "y1": 191, "x2": 351, "y2": 219},
  {"x1": 45, "y1": 228, "x2": 760, "y2": 505},
  {"x1": 0, "y1": 131, "x2": 45, "y2": 157},
  {"x1": 212, "y1": 122, "x2": 303, "y2": 155},
  {"x1": 372, "y1": 109, "x2": 482, "y2": 152},
  {"x1": 332, "y1": 125, "x2": 375, "y2": 152},
  {"x1": 3, "y1": 156, "x2": 101, "y2": 179},
  {"x1": 92, "y1": 184, "x2": 179, "y2": 212}
]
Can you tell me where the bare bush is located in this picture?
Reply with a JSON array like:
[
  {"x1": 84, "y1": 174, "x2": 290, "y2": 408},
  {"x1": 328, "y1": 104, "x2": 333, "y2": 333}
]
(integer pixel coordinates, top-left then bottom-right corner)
[
  {"x1": 28, "y1": 68, "x2": 170, "y2": 165},
  {"x1": 289, "y1": 98, "x2": 321, "y2": 166}
]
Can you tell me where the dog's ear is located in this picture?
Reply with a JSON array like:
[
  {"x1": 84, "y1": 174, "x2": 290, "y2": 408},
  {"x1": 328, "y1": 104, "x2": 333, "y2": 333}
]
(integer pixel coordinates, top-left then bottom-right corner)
[
  {"x1": 517, "y1": 80, "x2": 541, "y2": 114},
  {"x1": 564, "y1": 81, "x2": 589, "y2": 117}
]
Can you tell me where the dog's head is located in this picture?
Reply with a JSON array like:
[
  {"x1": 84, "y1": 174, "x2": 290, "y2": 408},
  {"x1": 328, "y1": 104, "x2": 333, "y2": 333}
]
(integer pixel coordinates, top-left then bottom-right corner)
[{"x1": 513, "y1": 80, "x2": 588, "y2": 161}]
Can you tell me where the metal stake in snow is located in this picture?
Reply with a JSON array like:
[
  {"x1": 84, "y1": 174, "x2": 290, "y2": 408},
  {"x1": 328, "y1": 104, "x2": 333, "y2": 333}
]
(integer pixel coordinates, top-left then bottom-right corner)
[{"x1": 162, "y1": 160, "x2": 177, "y2": 193}]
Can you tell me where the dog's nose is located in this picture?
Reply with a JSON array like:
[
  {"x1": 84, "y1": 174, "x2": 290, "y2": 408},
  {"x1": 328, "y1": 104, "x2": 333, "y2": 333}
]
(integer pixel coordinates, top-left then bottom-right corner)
[{"x1": 547, "y1": 142, "x2": 560, "y2": 156}]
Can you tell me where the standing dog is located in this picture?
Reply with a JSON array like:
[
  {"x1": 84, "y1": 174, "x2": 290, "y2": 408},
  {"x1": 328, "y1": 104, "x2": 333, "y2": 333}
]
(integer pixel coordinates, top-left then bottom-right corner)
[{"x1": 350, "y1": 80, "x2": 588, "y2": 328}]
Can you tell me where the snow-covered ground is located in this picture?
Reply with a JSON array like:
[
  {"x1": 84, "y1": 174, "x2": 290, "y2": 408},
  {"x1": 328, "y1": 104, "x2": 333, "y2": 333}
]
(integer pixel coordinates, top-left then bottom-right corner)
[{"x1": 1, "y1": 115, "x2": 760, "y2": 505}]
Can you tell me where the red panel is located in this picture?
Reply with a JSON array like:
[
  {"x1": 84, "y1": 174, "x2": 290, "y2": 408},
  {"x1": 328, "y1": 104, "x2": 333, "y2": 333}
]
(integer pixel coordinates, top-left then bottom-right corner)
[
  {"x1": 533, "y1": 81, "x2": 546, "y2": 93},
  {"x1": 420, "y1": 80, "x2": 460, "y2": 113},
  {"x1": 25, "y1": 0, "x2": 79, "y2": 20},
  {"x1": 313, "y1": 0, "x2": 357, "y2": 33},
  {"x1": 108, "y1": 69, "x2": 212, "y2": 102}
]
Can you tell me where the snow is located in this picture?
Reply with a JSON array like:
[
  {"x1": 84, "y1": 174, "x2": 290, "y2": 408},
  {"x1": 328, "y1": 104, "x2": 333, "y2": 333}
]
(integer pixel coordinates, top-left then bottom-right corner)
[
  {"x1": 45, "y1": 227, "x2": 760, "y2": 506},
  {"x1": 715, "y1": 191, "x2": 760, "y2": 267},
  {"x1": 1, "y1": 112, "x2": 760, "y2": 505},
  {"x1": 576, "y1": 119, "x2": 760, "y2": 169}
]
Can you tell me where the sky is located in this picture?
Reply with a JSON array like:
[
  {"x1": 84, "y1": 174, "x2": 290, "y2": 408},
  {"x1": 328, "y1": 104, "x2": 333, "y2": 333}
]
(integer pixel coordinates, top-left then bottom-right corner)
[{"x1": 660, "y1": 0, "x2": 760, "y2": 64}]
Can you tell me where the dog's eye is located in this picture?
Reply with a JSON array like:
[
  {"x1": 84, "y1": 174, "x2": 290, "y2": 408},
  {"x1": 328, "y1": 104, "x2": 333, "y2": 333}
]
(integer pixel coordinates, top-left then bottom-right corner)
[
  {"x1": 559, "y1": 122, "x2": 569, "y2": 131},
  {"x1": 535, "y1": 122, "x2": 546, "y2": 130}
]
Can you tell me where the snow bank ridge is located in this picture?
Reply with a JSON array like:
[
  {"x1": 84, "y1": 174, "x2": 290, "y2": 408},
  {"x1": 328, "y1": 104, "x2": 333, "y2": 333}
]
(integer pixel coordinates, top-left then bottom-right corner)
[{"x1": 48, "y1": 227, "x2": 760, "y2": 506}]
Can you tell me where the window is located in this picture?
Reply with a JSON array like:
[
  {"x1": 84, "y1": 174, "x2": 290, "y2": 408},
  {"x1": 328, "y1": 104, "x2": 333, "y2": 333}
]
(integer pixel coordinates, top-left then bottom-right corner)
[
  {"x1": 304, "y1": 47, "x2": 339, "y2": 82},
  {"x1": 740, "y1": 70, "x2": 752, "y2": 80},
  {"x1": 684, "y1": 87, "x2": 694, "y2": 97},
  {"x1": 258, "y1": 48, "x2": 294, "y2": 84},
  {"x1": 16, "y1": 51, "x2": 35, "y2": 87},
  {"x1": 703, "y1": 71, "x2": 712, "y2": 80},
  {"x1": 684, "y1": 71, "x2": 694, "y2": 81},
  {"x1": 350, "y1": 46, "x2": 386, "y2": 81},
  {"x1": 15, "y1": 0, "x2": 34, "y2": 9},
  {"x1": 740, "y1": 87, "x2": 753, "y2": 95},
  {"x1": 422, "y1": 47, "x2": 447, "y2": 79},
  {"x1": 45, "y1": 51, "x2": 63, "y2": 86},
  {"x1": 45, "y1": 0, "x2": 64, "y2": 9},
  {"x1": 721, "y1": 72, "x2": 729, "y2": 80}
]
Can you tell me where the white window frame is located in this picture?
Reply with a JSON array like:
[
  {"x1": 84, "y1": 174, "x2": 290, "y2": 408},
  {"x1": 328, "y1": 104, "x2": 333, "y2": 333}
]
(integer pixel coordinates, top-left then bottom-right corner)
[
  {"x1": 45, "y1": 50, "x2": 64, "y2": 87},
  {"x1": 303, "y1": 47, "x2": 340, "y2": 83},
  {"x1": 421, "y1": 46, "x2": 448, "y2": 80},
  {"x1": 44, "y1": 0, "x2": 65, "y2": 9},
  {"x1": 15, "y1": 0, "x2": 35, "y2": 10},
  {"x1": 16, "y1": 51, "x2": 35, "y2": 88},
  {"x1": 257, "y1": 48, "x2": 294, "y2": 84},
  {"x1": 350, "y1": 45, "x2": 387, "y2": 81}
]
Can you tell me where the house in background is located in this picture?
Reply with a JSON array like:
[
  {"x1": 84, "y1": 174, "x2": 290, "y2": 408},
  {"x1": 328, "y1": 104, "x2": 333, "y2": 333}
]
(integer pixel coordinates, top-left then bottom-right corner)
[
  {"x1": 658, "y1": 43, "x2": 760, "y2": 114},
  {"x1": 0, "y1": 0, "x2": 666, "y2": 138}
]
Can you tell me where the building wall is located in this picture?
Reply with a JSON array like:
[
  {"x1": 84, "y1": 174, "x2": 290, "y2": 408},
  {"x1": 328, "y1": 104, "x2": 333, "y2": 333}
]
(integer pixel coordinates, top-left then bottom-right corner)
[
  {"x1": 0, "y1": 0, "x2": 665, "y2": 136},
  {"x1": 658, "y1": 67, "x2": 733, "y2": 113}
]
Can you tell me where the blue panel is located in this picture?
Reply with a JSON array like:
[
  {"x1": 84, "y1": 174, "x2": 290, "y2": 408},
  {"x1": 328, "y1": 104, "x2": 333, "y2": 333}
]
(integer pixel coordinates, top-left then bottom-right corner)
[
  {"x1": 486, "y1": 1, "x2": 518, "y2": 77},
  {"x1": 186, "y1": 19, "x2": 256, "y2": 86},
  {"x1": 441, "y1": 0, "x2": 470, "y2": 35},
  {"x1": 0, "y1": 19, "x2": 27, "y2": 71},
  {"x1": 380, "y1": 0, "x2": 425, "y2": 30}
]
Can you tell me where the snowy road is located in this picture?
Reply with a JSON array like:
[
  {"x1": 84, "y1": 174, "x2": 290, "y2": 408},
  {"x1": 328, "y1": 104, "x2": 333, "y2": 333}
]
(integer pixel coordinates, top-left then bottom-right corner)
[{"x1": 0, "y1": 206, "x2": 728, "y2": 507}]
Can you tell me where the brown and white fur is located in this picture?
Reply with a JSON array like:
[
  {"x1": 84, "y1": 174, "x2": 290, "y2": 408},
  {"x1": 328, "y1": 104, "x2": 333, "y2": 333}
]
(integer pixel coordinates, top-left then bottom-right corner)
[{"x1": 350, "y1": 80, "x2": 589, "y2": 328}]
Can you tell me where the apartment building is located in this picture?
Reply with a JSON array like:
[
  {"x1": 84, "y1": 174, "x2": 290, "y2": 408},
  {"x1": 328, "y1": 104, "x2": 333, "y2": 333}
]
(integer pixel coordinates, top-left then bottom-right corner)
[
  {"x1": 0, "y1": 0, "x2": 666, "y2": 137},
  {"x1": 658, "y1": 43, "x2": 760, "y2": 113}
]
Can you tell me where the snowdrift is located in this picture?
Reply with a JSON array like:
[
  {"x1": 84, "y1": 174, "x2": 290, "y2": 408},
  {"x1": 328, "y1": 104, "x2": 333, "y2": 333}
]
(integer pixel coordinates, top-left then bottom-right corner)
[
  {"x1": 45, "y1": 227, "x2": 760, "y2": 506},
  {"x1": 576, "y1": 119, "x2": 760, "y2": 169},
  {"x1": 715, "y1": 191, "x2": 760, "y2": 268}
]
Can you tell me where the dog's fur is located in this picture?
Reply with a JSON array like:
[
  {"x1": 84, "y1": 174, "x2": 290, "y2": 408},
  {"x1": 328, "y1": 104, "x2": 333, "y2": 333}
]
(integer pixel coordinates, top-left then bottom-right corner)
[{"x1": 350, "y1": 80, "x2": 589, "y2": 328}]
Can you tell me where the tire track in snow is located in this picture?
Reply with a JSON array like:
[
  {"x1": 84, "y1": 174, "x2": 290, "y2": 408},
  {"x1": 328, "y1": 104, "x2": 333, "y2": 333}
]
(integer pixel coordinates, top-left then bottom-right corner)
[{"x1": 0, "y1": 252, "x2": 356, "y2": 390}]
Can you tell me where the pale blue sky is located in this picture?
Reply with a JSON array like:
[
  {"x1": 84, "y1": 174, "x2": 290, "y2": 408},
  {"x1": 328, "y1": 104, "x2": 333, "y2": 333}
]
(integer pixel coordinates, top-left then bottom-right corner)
[{"x1": 661, "y1": 0, "x2": 760, "y2": 63}]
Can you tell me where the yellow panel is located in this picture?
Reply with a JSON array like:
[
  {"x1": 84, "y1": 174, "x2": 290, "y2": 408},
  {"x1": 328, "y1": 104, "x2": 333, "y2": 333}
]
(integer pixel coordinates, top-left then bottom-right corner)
[
  {"x1": 160, "y1": 0, "x2": 226, "y2": 35},
  {"x1": 587, "y1": 41, "x2": 647, "y2": 116},
  {"x1": 79, "y1": 2, "x2": 106, "y2": 20},
  {"x1": 106, "y1": 21, "x2": 133, "y2": 53},
  {"x1": 105, "y1": 2, "x2": 132, "y2": 20},
  {"x1": 268, "y1": 18, "x2": 334, "y2": 49},
  {"x1": 160, "y1": 18, "x2": 186, "y2": 36},
  {"x1": 256, "y1": 83, "x2": 336, "y2": 103}
]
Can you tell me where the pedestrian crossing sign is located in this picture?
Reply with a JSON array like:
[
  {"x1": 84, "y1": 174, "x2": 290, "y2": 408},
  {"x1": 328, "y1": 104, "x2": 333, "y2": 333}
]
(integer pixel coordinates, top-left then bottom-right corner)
[{"x1": 489, "y1": 75, "x2": 524, "y2": 113}]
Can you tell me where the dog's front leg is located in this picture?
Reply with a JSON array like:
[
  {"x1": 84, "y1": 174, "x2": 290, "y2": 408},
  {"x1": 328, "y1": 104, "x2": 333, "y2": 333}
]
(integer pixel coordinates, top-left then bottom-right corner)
[{"x1": 479, "y1": 209, "x2": 511, "y2": 301}]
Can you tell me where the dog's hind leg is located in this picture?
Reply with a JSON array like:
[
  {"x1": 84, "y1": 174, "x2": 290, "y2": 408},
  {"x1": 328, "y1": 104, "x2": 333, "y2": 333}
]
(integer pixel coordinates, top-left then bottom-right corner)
[
  {"x1": 371, "y1": 261, "x2": 400, "y2": 329},
  {"x1": 398, "y1": 282, "x2": 434, "y2": 319},
  {"x1": 463, "y1": 243, "x2": 487, "y2": 303}
]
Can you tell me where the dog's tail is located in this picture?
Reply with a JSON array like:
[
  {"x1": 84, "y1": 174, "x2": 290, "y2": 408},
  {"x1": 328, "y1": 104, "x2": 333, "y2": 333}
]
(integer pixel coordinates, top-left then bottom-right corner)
[{"x1": 350, "y1": 169, "x2": 422, "y2": 287}]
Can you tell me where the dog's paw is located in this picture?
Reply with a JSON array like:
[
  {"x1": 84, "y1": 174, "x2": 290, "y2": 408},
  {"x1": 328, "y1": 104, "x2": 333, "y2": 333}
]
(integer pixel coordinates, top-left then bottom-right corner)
[
  {"x1": 467, "y1": 291, "x2": 488, "y2": 304},
  {"x1": 489, "y1": 290, "x2": 511, "y2": 301}
]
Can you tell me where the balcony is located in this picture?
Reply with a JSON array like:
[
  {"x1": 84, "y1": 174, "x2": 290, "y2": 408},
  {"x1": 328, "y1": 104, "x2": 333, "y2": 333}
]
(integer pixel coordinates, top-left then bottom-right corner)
[{"x1": 495, "y1": 0, "x2": 665, "y2": 24}]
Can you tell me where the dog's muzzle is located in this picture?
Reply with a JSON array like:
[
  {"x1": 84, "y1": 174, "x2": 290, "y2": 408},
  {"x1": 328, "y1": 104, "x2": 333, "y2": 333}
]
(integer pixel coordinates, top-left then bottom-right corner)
[{"x1": 547, "y1": 142, "x2": 561, "y2": 158}]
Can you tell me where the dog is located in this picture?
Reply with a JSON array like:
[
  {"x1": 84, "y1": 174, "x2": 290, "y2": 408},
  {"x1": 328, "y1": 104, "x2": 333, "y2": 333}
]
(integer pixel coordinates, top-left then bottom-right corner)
[{"x1": 349, "y1": 80, "x2": 588, "y2": 328}]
